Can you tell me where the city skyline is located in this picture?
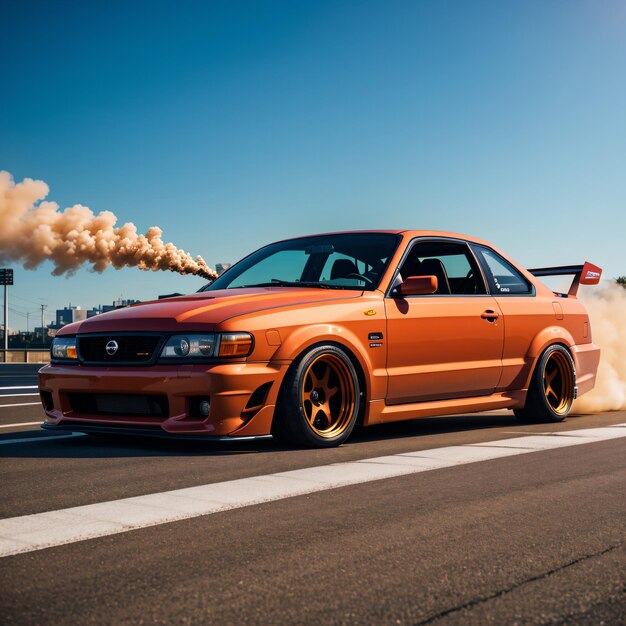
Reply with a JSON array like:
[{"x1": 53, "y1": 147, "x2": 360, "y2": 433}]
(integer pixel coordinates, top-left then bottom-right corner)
[
  {"x1": 1, "y1": 298, "x2": 141, "y2": 336},
  {"x1": 1, "y1": 266, "x2": 233, "y2": 334}
]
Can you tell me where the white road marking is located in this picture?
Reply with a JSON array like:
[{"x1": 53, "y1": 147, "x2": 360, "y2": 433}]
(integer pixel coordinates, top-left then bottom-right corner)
[
  {"x1": 0, "y1": 403, "x2": 41, "y2": 409},
  {"x1": 0, "y1": 424, "x2": 624, "y2": 558},
  {"x1": 472, "y1": 435, "x2": 593, "y2": 450},
  {"x1": 0, "y1": 393, "x2": 40, "y2": 399},
  {"x1": 0, "y1": 421, "x2": 42, "y2": 429},
  {"x1": 0, "y1": 386, "x2": 38, "y2": 390},
  {"x1": 553, "y1": 427, "x2": 626, "y2": 438},
  {"x1": 0, "y1": 433, "x2": 85, "y2": 445},
  {"x1": 400, "y1": 445, "x2": 531, "y2": 463}
]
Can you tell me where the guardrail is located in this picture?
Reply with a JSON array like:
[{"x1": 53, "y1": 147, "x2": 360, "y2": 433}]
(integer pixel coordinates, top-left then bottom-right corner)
[{"x1": 0, "y1": 350, "x2": 50, "y2": 364}]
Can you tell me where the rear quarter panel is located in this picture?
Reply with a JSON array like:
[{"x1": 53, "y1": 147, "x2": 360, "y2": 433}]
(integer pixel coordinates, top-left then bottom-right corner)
[
  {"x1": 559, "y1": 296, "x2": 599, "y2": 395},
  {"x1": 495, "y1": 284, "x2": 594, "y2": 391}
]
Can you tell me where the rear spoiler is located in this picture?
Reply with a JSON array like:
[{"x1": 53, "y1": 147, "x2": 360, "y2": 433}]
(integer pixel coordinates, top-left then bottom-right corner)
[{"x1": 527, "y1": 261, "x2": 602, "y2": 297}]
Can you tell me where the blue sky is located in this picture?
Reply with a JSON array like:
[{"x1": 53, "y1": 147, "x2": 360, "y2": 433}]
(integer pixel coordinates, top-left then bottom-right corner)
[{"x1": 2, "y1": 0, "x2": 625, "y2": 328}]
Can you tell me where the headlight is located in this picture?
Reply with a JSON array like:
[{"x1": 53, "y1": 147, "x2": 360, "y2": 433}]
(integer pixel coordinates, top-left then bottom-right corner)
[
  {"x1": 160, "y1": 334, "x2": 217, "y2": 359},
  {"x1": 51, "y1": 337, "x2": 78, "y2": 361},
  {"x1": 159, "y1": 332, "x2": 253, "y2": 360}
]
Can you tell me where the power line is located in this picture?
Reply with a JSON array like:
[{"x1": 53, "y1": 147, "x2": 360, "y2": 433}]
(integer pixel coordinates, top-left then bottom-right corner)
[
  {"x1": 10, "y1": 293, "x2": 45, "y2": 307},
  {"x1": 8, "y1": 305, "x2": 39, "y2": 317}
]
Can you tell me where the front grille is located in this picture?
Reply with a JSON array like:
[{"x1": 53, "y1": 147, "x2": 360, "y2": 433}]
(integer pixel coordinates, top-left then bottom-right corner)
[
  {"x1": 68, "y1": 393, "x2": 169, "y2": 418},
  {"x1": 78, "y1": 335, "x2": 162, "y2": 364}
]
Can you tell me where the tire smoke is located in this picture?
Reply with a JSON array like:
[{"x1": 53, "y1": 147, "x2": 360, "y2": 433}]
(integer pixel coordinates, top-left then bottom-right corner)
[
  {"x1": 0, "y1": 171, "x2": 217, "y2": 280},
  {"x1": 573, "y1": 282, "x2": 626, "y2": 413}
]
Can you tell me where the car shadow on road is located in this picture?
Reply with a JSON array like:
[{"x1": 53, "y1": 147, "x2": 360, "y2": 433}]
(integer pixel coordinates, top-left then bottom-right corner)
[
  {"x1": 351, "y1": 412, "x2": 521, "y2": 442},
  {"x1": 0, "y1": 412, "x2": 522, "y2": 459}
]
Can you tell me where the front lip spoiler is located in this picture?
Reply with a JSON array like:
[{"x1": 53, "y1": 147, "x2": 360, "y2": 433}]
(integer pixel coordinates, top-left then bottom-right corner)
[{"x1": 41, "y1": 423, "x2": 273, "y2": 442}]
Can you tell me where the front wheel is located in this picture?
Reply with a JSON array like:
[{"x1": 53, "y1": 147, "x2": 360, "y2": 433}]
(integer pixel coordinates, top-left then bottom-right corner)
[
  {"x1": 272, "y1": 345, "x2": 361, "y2": 448},
  {"x1": 515, "y1": 345, "x2": 576, "y2": 423}
]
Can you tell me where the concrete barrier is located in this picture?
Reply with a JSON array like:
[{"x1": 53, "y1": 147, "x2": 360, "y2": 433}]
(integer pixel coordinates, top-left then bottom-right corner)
[{"x1": 0, "y1": 350, "x2": 50, "y2": 364}]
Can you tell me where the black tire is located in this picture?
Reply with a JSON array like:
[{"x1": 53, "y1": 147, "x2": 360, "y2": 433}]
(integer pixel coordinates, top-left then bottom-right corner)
[
  {"x1": 514, "y1": 344, "x2": 576, "y2": 423},
  {"x1": 272, "y1": 344, "x2": 361, "y2": 448}
]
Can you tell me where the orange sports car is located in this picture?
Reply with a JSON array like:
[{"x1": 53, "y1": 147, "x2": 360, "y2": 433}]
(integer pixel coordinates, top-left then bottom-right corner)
[{"x1": 39, "y1": 231, "x2": 601, "y2": 447}]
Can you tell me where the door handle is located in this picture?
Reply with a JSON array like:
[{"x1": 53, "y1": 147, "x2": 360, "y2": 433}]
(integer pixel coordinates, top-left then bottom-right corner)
[{"x1": 481, "y1": 310, "x2": 499, "y2": 322}]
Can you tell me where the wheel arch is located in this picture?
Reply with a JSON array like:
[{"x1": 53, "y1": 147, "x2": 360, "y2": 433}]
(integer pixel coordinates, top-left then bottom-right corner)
[
  {"x1": 270, "y1": 339, "x2": 369, "y2": 445},
  {"x1": 517, "y1": 341, "x2": 577, "y2": 422},
  {"x1": 273, "y1": 338, "x2": 369, "y2": 429},
  {"x1": 272, "y1": 324, "x2": 375, "y2": 399},
  {"x1": 524, "y1": 327, "x2": 576, "y2": 389}
]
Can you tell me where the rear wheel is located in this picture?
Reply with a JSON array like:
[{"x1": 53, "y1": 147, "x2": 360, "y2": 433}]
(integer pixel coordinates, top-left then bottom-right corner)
[
  {"x1": 273, "y1": 345, "x2": 361, "y2": 447},
  {"x1": 514, "y1": 345, "x2": 576, "y2": 423}
]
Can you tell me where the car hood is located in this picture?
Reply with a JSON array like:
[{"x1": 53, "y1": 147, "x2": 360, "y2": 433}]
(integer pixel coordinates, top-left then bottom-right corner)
[{"x1": 59, "y1": 288, "x2": 362, "y2": 334}]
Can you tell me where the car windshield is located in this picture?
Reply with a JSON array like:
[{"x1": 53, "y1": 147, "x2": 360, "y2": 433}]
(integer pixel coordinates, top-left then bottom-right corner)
[{"x1": 201, "y1": 233, "x2": 400, "y2": 292}]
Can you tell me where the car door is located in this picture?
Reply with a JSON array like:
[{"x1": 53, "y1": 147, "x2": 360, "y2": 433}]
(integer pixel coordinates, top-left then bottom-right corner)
[
  {"x1": 469, "y1": 244, "x2": 548, "y2": 391},
  {"x1": 384, "y1": 239, "x2": 504, "y2": 404}
]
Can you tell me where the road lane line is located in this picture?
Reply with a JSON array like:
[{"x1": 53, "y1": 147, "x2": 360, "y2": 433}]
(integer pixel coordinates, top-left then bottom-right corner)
[
  {"x1": 553, "y1": 427, "x2": 626, "y2": 438},
  {"x1": 0, "y1": 424, "x2": 624, "y2": 558},
  {"x1": 0, "y1": 386, "x2": 38, "y2": 390},
  {"x1": 472, "y1": 431, "x2": 626, "y2": 450},
  {"x1": 0, "y1": 433, "x2": 85, "y2": 445},
  {"x1": 0, "y1": 403, "x2": 41, "y2": 409},
  {"x1": 399, "y1": 445, "x2": 532, "y2": 463},
  {"x1": 0, "y1": 393, "x2": 40, "y2": 398},
  {"x1": 0, "y1": 421, "x2": 43, "y2": 429}
]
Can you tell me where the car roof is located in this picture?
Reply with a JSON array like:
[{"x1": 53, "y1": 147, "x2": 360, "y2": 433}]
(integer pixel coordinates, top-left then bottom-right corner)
[{"x1": 278, "y1": 229, "x2": 492, "y2": 247}]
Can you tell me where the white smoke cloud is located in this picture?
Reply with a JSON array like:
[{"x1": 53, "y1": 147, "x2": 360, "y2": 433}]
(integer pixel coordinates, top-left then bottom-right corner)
[
  {"x1": 573, "y1": 281, "x2": 626, "y2": 413},
  {"x1": 0, "y1": 171, "x2": 217, "y2": 279}
]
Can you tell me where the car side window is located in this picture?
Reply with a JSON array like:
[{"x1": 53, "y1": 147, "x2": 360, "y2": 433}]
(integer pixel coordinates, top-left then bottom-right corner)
[
  {"x1": 396, "y1": 241, "x2": 486, "y2": 295},
  {"x1": 471, "y1": 245, "x2": 532, "y2": 295}
]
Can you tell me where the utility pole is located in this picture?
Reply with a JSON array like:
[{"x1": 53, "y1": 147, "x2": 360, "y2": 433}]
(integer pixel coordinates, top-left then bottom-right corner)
[
  {"x1": 4, "y1": 283, "x2": 9, "y2": 352},
  {"x1": 1, "y1": 269, "x2": 14, "y2": 353},
  {"x1": 3, "y1": 283, "x2": 7, "y2": 352},
  {"x1": 26, "y1": 312, "x2": 30, "y2": 333},
  {"x1": 40, "y1": 304, "x2": 47, "y2": 348}
]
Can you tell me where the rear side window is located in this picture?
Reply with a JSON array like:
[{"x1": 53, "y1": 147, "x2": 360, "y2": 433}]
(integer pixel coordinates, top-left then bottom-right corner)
[{"x1": 472, "y1": 245, "x2": 532, "y2": 295}]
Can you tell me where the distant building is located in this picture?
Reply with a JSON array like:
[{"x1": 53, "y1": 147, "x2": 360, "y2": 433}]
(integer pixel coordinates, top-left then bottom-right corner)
[
  {"x1": 55, "y1": 300, "x2": 140, "y2": 327},
  {"x1": 56, "y1": 306, "x2": 87, "y2": 327},
  {"x1": 112, "y1": 298, "x2": 140, "y2": 308},
  {"x1": 97, "y1": 299, "x2": 141, "y2": 314},
  {"x1": 215, "y1": 263, "x2": 231, "y2": 275},
  {"x1": 32, "y1": 326, "x2": 53, "y2": 346}
]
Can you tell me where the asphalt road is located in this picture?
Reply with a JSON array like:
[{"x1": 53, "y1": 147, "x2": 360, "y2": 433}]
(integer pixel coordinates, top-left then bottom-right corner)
[
  {"x1": 0, "y1": 364, "x2": 40, "y2": 396},
  {"x1": 0, "y1": 386, "x2": 624, "y2": 625}
]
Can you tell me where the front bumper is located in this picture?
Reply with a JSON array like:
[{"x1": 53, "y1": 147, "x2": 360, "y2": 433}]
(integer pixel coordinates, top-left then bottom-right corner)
[
  {"x1": 38, "y1": 361, "x2": 289, "y2": 437},
  {"x1": 42, "y1": 423, "x2": 273, "y2": 441}
]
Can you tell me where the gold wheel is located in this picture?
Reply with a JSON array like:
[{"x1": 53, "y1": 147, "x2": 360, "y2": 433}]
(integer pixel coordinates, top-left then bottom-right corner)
[
  {"x1": 542, "y1": 350, "x2": 574, "y2": 415},
  {"x1": 300, "y1": 353, "x2": 356, "y2": 438}
]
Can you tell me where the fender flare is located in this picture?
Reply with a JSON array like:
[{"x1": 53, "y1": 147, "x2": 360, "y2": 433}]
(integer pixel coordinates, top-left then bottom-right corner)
[
  {"x1": 272, "y1": 324, "x2": 378, "y2": 402},
  {"x1": 523, "y1": 326, "x2": 576, "y2": 388}
]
